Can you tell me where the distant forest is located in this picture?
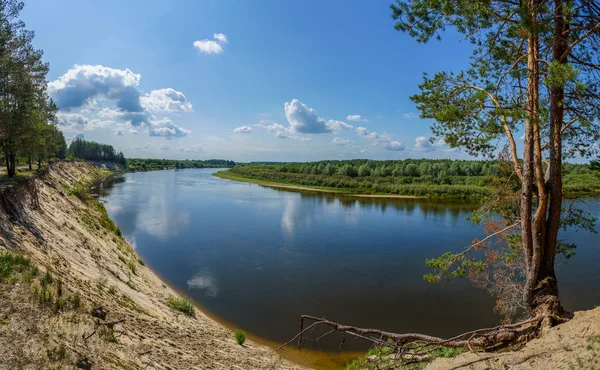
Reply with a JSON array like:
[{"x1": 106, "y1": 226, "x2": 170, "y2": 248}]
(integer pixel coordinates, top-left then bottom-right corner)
[
  {"x1": 127, "y1": 158, "x2": 235, "y2": 172},
  {"x1": 68, "y1": 139, "x2": 234, "y2": 172},
  {"x1": 68, "y1": 139, "x2": 127, "y2": 167},
  {"x1": 224, "y1": 159, "x2": 600, "y2": 198}
]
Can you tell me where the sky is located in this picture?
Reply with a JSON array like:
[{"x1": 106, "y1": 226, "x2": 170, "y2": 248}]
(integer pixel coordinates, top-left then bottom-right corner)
[{"x1": 21, "y1": 0, "x2": 477, "y2": 162}]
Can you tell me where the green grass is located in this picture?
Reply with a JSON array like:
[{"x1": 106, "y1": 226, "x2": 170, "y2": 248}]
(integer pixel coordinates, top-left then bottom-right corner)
[
  {"x1": 166, "y1": 296, "x2": 195, "y2": 317},
  {"x1": 0, "y1": 252, "x2": 33, "y2": 282},
  {"x1": 234, "y1": 330, "x2": 246, "y2": 345},
  {"x1": 345, "y1": 345, "x2": 463, "y2": 370}
]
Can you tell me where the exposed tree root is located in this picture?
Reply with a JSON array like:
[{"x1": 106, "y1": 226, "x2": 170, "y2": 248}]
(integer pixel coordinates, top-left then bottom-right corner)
[{"x1": 278, "y1": 314, "x2": 547, "y2": 366}]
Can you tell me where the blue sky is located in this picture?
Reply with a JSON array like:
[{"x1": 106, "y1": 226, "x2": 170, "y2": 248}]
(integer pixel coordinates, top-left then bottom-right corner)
[{"x1": 22, "y1": 0, "x2": 476, "y2": 162}]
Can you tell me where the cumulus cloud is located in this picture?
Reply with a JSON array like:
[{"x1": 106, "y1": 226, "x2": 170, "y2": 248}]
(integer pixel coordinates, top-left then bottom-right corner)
[
  {"x1": 325, "y1": 120, "x2": 353, "y2": 133},
  {"x1": 284, "y1": 99, "x2": 332, "y2": 134},
  {"x1": 383, "y1": 141, "x2": 405, "y2": 151},
  {"x1": 332, "y1": 137, "x2": 353, "y2": 146},
  {"x1": 193, "y1": 33, "x2": 228, "y2": 54},
  {"x1": 149, "y1": 119, "x2": 191, "y2": 139},
  {"x1": 264, "y1": 123, "x2": 309, "y2": 141},
  {"x1": 356, "y1": 126, "x2": 404, "y2": 151},
  {"x1": 213, "y1": 33, "x2": 228, "y2": 44},
  {"x1": 233, "y1": 125, "x2": 252, "y2": 133},
  {"x1": 356, "y1": 126, "x2": 390, "y2": 142},
  {"x1": 160, "y1": 144, "x2": 169, "y2": 151},
  {"x1": 57, "y1": 113, "x2": 88, "y2": 129},
  {"x1": 140, "y1": 88, "x2": 193, "y2": 113},
  {"x1": 114, "y1": 129, "x2": 124, "y2": 136},
  {"x1": 414, "y1": 136, "x2": 435, "y2": 152},
  {"x1": 347, "y1": 114, "x2": 368, "y2": 122},
  {"x1": 49, "y1": 65, "x2": 193, "y2": 138},
  {"x1": 49, "y1": 65, "x2": 142, "y2": 112}
]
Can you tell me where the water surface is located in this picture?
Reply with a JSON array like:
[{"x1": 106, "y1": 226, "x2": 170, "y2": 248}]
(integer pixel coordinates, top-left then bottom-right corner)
[{"x1": 97, "y1": 168, "x2": 600, "y2": 364}]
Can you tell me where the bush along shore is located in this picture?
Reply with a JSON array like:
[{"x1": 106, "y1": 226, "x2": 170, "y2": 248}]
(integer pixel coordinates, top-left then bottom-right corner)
[
  {"x1": 215, "y1": 159, "x2": 600, "y2": 199},
  {"x1": 0, "y1": 161, "x2": 302, "y2": 370}
]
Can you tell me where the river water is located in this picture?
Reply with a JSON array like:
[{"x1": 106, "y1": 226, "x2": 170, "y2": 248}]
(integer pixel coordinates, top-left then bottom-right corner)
[{"x1": 97, "y1": 168, "x2": 600, "y2": 365}]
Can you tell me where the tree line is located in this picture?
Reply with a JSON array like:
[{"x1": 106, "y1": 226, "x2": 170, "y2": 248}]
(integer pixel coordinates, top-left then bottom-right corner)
[
  {"x1": 225, "y1": 159, "x2": 600, "y2": 198},
  {"x1": 127, "y1": 158, "x2": 235, "y2": 172},
  {"x1": 67, "y1": 139, "x2": 126, "y2": 167},
  {"x1": 0, "y1": 1, "x2": 67, "y2": 177}
]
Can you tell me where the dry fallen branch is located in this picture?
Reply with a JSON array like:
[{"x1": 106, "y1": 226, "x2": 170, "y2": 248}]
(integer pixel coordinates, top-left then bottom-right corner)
[{"x1": 278, "y1": 314, "x2": 543, "y2": 365}]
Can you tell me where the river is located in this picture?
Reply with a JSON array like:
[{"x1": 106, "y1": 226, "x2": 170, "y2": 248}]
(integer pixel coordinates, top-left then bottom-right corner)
[{"x1": 97, "y1": 168, "x2": 600, "y2": 366}]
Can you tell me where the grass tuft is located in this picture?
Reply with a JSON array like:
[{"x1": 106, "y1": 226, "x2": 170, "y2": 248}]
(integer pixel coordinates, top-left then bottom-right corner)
[
  {"x1": 235, "y1": 330, "x2": 246, "y2": 345},
  {"x1": 167, "y1": 296, "x2": 195, "y2": 317}
]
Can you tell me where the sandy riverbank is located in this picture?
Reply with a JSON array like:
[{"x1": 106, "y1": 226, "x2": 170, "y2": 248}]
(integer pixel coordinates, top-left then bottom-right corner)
[{"x1": 0, "y1": 161, "x2": 305, "y2": 369}]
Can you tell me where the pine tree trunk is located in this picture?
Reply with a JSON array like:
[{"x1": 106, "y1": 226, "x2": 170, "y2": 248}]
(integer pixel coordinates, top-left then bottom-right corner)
[
  {"x1": 524, "y1": 0, "x2": 571, "y2": 322},
  {"x1": 6, "y1": 153, "x2": 16, "y2": 178}
]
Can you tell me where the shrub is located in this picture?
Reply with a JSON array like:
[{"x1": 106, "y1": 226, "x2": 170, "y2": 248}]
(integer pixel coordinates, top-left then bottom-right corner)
[
  {"x1": 167, "y1": 296, "x2": 195, "y2": 317},
  {"x1": 234, "y1": 330, "x2": 246, "y2": 345}
]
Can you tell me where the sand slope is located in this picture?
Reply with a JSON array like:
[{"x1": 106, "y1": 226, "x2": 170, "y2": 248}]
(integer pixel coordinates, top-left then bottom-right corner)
[{"x1": 0, "y1": 161, "x2": 304, "y2": 370}]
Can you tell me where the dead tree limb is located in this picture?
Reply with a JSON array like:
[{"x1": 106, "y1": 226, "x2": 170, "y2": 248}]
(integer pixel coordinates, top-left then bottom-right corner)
[{"x1": 278, "y1": 314, "x2": 543, "y2": 365}]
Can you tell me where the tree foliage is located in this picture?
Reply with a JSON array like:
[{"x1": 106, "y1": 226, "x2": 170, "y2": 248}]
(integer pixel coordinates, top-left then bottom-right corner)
[
  {"x1": 224, "y1": 159, "x2": 600, "y2": 199},
  {"x1": 391, "y1": 0, "x2": 600, "y2": 320},
  {"x1": 0, "y1": 0, "x2": 64, "y2": 176},
  {"x1": 67, "y1": 138, "x2": 126, "y2": 167}
]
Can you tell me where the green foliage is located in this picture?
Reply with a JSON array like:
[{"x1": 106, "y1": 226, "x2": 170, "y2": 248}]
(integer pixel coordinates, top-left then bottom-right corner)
[
  {"x1": 220, "y1": 160, "x2": 598, "y2": 199},
  {"x1": 68, "y1": 139, "x2": 126, "y2": 167},
  {"x1": 0, "y1": 1, "x2": 63, "y2": 177},
  {"x1": 346, "y1": 344, "x2": 462, "y2": 370},
  {"x1": 126, "y1": 158, "x2": 235, "y2": 172},
  {"x1": 234, "y1": 330, "x2": 246, "y2": 345},
  {"x1": 424, "y1": 252, "x2": 484, "y2": 283},
  {"x1": 167, "y1": 296, "x2": 195, "y2": 317}
]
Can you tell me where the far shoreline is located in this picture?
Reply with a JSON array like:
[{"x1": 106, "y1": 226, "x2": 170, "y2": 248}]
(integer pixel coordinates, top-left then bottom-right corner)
[{"x1": 213, "y1": 171, "x2": 429, "y2": 199}]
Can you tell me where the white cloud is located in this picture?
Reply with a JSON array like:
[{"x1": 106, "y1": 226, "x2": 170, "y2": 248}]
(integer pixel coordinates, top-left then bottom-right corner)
[
  {"x1": 284, "y1": 99, "x2": 331, "y2": 134},
  {"x1": 346, "y1": 114, "x2": 368, "y2": 122},
  {"x1": 332, "y1": 137, "x2": 353, "y2": 146},
  {"x1": 326, "y1": 120, "x2": 353, "y2": 133},
  {"x1": 193, "y1": 33, "x2": 228, "y2": 55},
  {"x1": 356, "y1": 126, "x2": 391, "y2": 142},
  {"x1": 383, "y1": 141, "x2": 405, "y2": 151},
  {"x1": 128, "y1": 128, "x2": 138, "y2": 134},
  {"x1": 160, "y1": 144, "x2": 170, "y2": 151},
  {"x1": 233, "y1": 125, "x2": 252, "y2": 133},
  {"x1": 356, "y1": 126, "x2": 404, "y2": 151},
  {"x1": 414, "y1": 136, "x2": 435, "y2": 152},
  {"x1": 141, "y1": 88, "x2": 193, "y2": 113},
  {"x1": 57, "y1": 113, "x2": 88, "y2": 129},
  {"x1": 265, "y1": 123, "x2": 310, "y2": 141},
  {"x1": 213, "y1": 33, "x2": 228, "y2": 44},
  {"x1": 49, "y1": 65, "x2": 142, "y2": 112},
  {"x1": 49, "y1": 65, "x2": 193, "y2": 139},
  {"x1": 149, "y1": 119, "x2": 191, "y2": 139}
]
